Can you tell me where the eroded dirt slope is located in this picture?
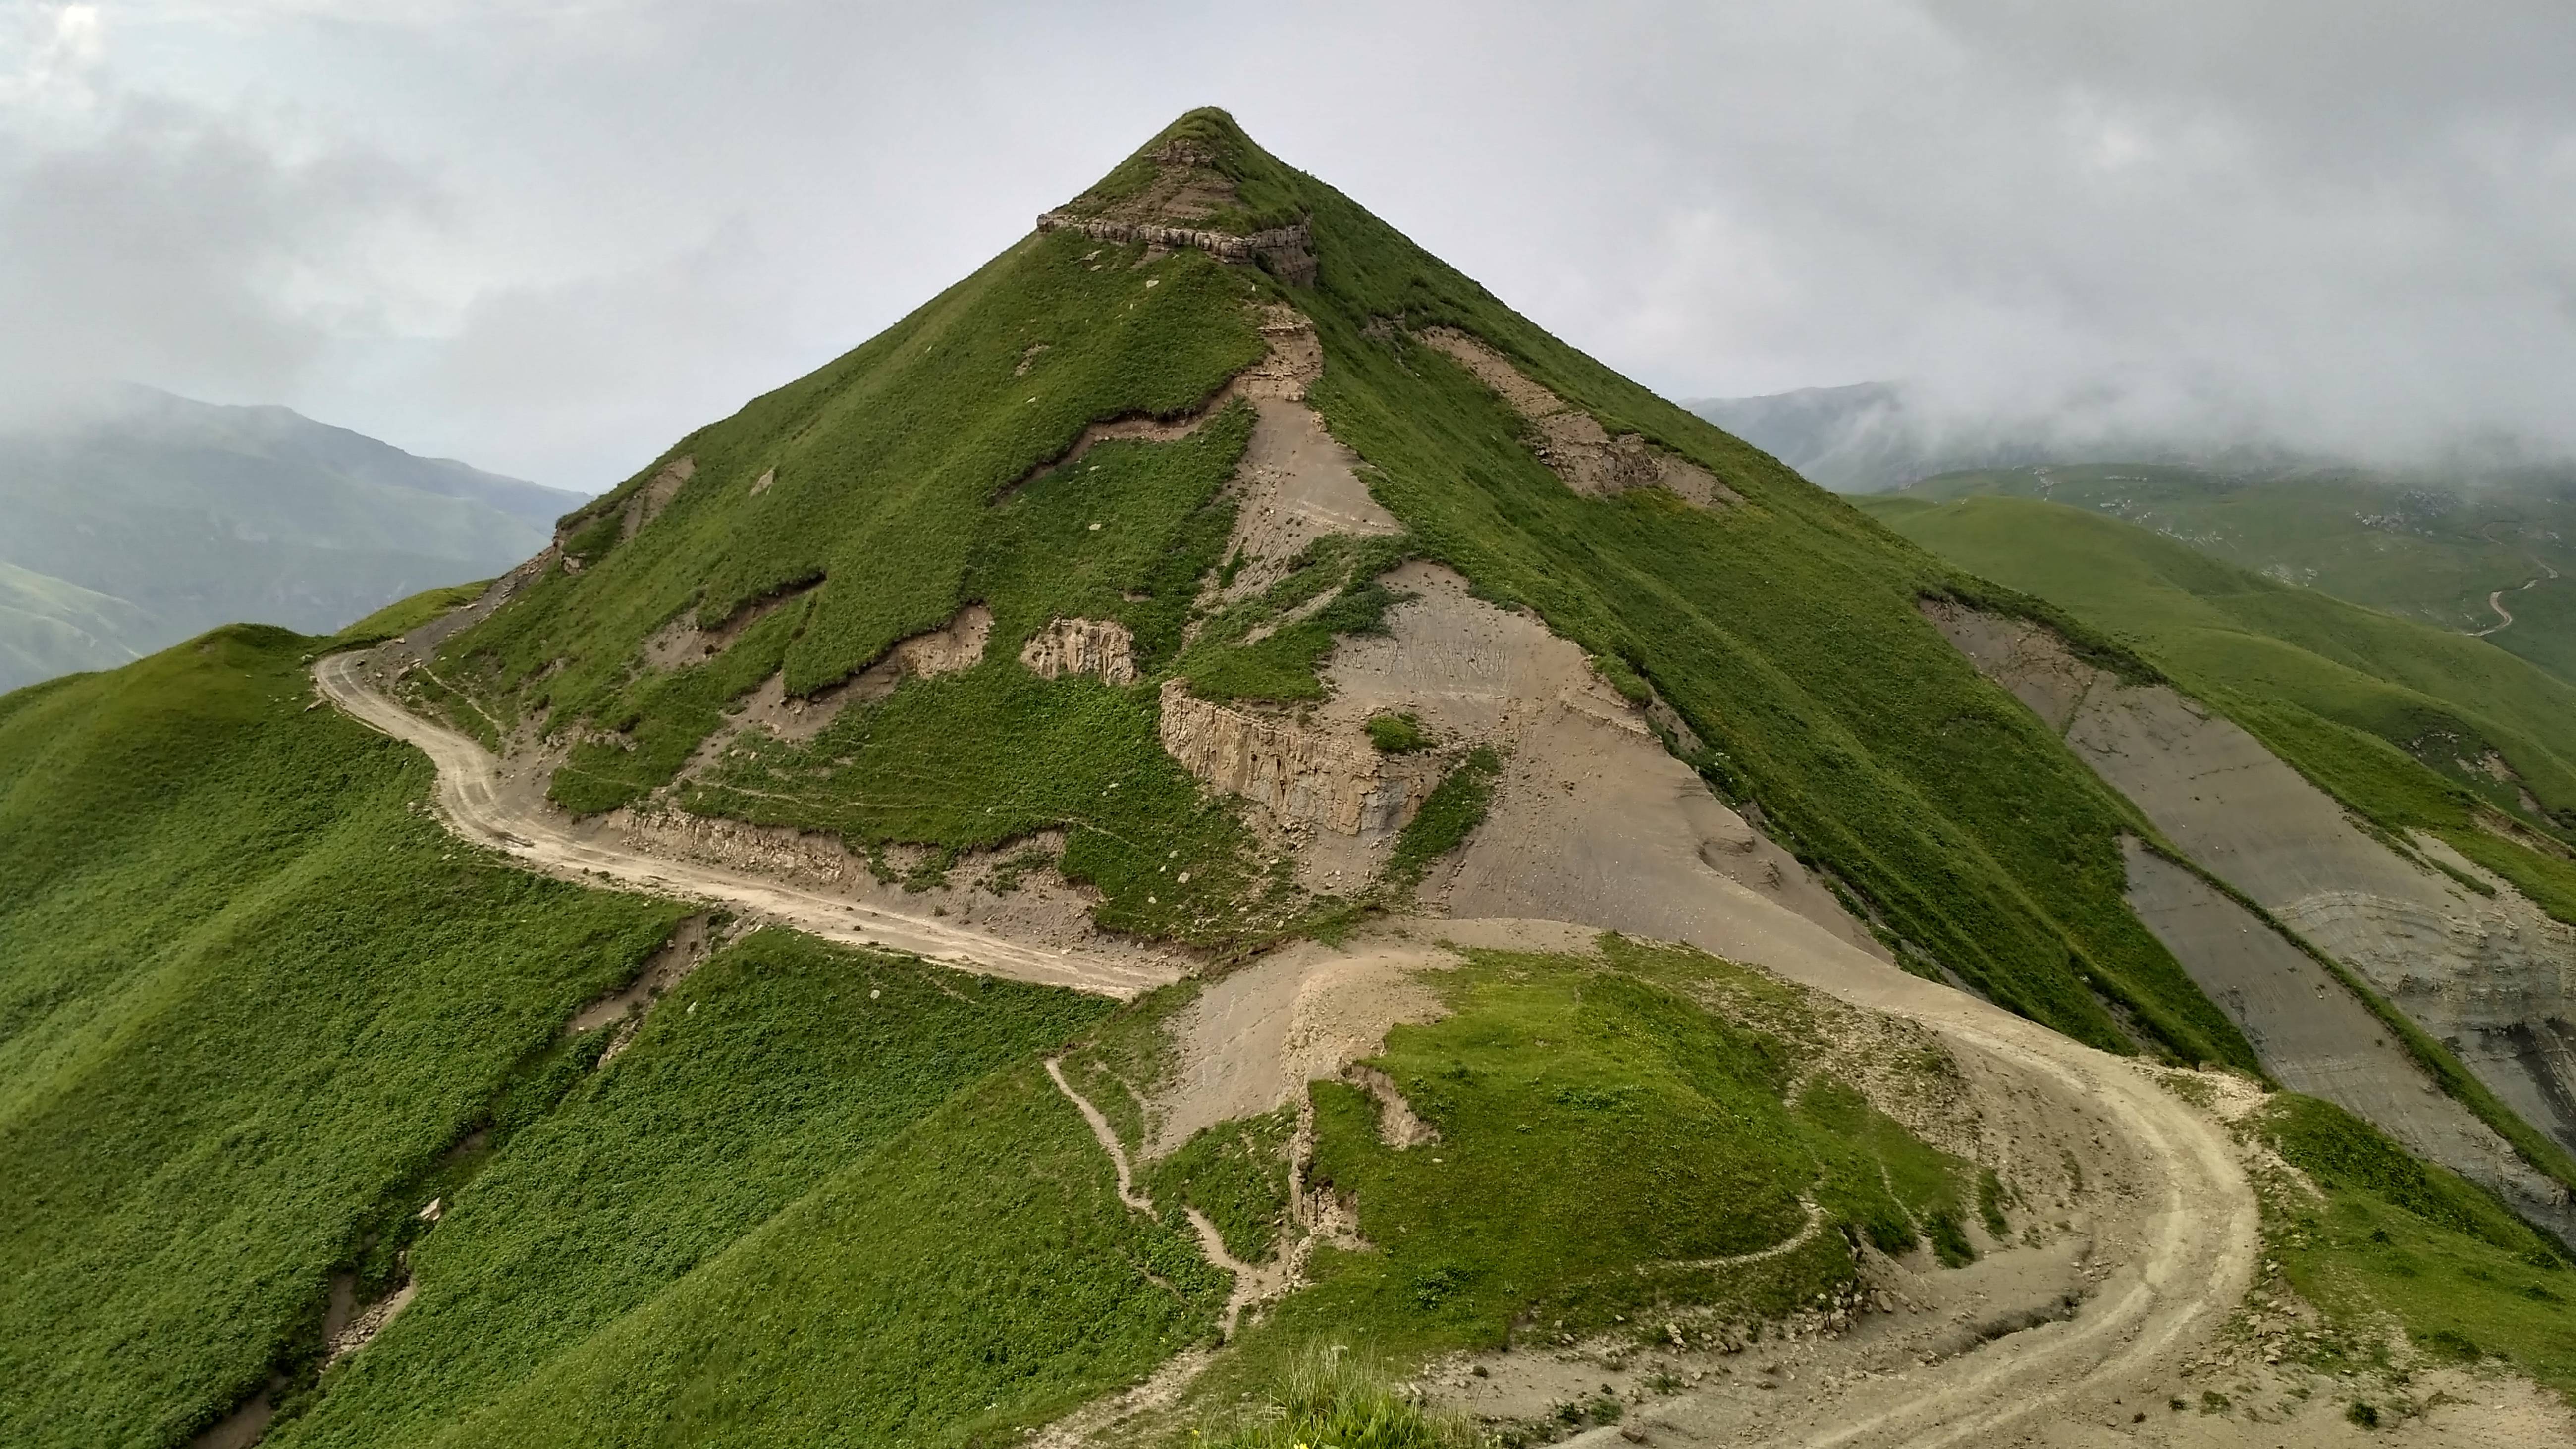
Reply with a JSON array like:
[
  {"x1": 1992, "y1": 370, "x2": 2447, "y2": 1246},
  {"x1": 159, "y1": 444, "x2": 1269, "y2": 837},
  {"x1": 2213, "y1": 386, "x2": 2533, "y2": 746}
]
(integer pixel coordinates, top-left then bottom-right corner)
[{"x1": 1926, "y1": 599, "x2": 2576, "y2": 1240}]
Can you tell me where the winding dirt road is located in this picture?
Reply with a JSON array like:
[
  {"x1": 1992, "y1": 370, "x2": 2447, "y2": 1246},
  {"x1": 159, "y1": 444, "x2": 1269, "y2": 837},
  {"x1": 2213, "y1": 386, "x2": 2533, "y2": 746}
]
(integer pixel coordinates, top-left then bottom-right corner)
[
  {"x1": 1515, "y1": 891, "x2": 2261, "y2": 1449},
  {"x1": 316, "y1": 643, "x2": 2259, "y2": 1447},
  {"x1": 313, "y1": 648, "x2": 1183, "y2": 999}
]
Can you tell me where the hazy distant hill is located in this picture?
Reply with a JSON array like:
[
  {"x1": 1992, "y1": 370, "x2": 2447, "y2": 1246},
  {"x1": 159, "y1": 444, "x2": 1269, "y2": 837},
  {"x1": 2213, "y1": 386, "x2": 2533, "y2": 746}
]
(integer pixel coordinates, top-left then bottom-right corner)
[
  {"x1": 1685, "y1": 381, "x2": 2309, "y2": 493},
  {"x1": 0, "y1": 386, "x2": 581, "y2": 692}
]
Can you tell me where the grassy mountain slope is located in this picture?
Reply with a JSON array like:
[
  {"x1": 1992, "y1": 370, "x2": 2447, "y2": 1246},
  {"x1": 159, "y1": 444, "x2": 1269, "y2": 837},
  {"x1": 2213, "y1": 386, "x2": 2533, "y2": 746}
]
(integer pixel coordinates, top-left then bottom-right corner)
[
  {"x1": 1892, "y1": 463, "x2": 2576, "y2": 684},
  {"x1": 267, "y1": 933, "x2": 1145, "y2": 1449},
  {"x1": 0, "y1": 624, "x2": 681, "y2": 1447},
  {"x1": 0, "y1": 387, "x2": 582, "y2": 692},
  {"x1": 1864, "y1": 493, "x2": 2576, "y2": 918},
  {"x1": 0, "y1": 624, "x2": 1995, "y2": 1449},
  {"x1": 424, "y1": 109, "x2": 2253, "y2": 1071},
  {"x1": 0, "y1": 558, "x2": 149, "y2": 683},
  {"x1": 2259, "y1": 1094, "x2": 2576, "y2": 1398}
]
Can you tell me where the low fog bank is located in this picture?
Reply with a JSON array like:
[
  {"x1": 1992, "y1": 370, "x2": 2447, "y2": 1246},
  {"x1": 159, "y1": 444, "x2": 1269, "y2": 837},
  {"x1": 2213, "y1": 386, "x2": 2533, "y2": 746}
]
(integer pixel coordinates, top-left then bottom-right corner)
[{"x1": 1690, "y1": 379, "x2": 2576, "y2": 495}]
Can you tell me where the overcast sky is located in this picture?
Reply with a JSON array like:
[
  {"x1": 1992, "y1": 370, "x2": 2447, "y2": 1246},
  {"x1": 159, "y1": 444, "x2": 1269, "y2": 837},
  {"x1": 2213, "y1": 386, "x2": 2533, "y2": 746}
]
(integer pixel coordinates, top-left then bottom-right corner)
[{"x1": 3, "y1": 0, "x2": 2571, "y2": 491}]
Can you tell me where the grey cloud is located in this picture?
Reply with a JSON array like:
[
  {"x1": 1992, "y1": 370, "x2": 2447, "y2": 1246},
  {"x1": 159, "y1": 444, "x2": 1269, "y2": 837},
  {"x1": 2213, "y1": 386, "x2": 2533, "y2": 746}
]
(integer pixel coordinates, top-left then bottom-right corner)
[
  {"x1": 0, "y1": 91, "x2": 439, "y2": 424},
  {"x1": 4, "y1": 0, "x2": 2571, "y2": 485}
]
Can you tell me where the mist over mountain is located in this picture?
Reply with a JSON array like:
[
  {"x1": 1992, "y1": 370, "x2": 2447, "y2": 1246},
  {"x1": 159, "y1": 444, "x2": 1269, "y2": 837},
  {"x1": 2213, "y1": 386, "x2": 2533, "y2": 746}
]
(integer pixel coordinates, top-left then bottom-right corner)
[
  {"x1": 1688, "y1": 380, "x2": 2571, "y2": 494},
  {"x1": 0, "y1": 386, "x2": 582, "y2": 692}
]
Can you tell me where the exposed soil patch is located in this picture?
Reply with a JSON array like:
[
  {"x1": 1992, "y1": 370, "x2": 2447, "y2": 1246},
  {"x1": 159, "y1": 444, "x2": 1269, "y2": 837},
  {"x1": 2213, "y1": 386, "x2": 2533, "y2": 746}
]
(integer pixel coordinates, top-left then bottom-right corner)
[
  {"x1": 1924, "y1": 597, "x2": 2576, "y2": 1239},
  {"x1": 569, "y1": 914, "x2": 720, "y2": 1066},
  {"x1": 2122, "y1": 840, "x2": 2544, "y2": 1210},
  {"x1": 1208, "y1": 316, "x2": 1404, "y2": 604},
  {"x1": 1328, "y1": 563, "x2": 1881, "y2": 953},
  {"x1": 1418, "y1": 327, "x2": 1737, "y2": 509},
  {"x1": 621, "y1": 455, "x2": 695, "y2": 540},
  {"x1": 1145, "y1": 935, "x2": 1454, "y2": 1157},
  {"x1": 1020, "y1": 617, "x2": 1137, "y2": 684},
  {"x1": 1157, "y1": 678, "x2": 1433, "y2": 844},
  {"x1": 640, "y1": 580, "x2": 822, "y2": 671},
  {"x1": 322, "y1": 1273, "x2": 416, "y2": 1367}
]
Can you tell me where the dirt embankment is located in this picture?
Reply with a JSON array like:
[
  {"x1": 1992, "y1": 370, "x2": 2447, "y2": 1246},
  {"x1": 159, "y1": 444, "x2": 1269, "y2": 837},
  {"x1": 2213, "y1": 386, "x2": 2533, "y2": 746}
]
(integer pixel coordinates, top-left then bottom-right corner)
[
  {"x1": 1923, "y1": 599, "x2": 2576, "y2": 1241},
  {"x1": 1418, "y1": 328, "x2": 1736, "y2": 509}
]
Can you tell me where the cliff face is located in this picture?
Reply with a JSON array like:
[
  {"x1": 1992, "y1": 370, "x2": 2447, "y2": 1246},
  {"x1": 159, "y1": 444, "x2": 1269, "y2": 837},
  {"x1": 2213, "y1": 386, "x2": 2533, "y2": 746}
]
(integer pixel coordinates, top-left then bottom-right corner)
[
  {"x1": 1020, "y1": 617, "x2": 1137, "y2": 685},
  {"x1": 1156, "y1": 678, "x2": 1426, "y2": 837},
  {"x1": 1925, "y1": 599, "x2": 2576, "y2": 1239}
]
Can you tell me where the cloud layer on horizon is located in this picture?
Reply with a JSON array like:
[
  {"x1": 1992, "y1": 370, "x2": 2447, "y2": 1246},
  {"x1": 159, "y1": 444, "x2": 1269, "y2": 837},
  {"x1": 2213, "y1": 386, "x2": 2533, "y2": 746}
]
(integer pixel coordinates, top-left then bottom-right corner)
[{"x1": 2, "y1": 0, "x2": 2570, "y2": 489}]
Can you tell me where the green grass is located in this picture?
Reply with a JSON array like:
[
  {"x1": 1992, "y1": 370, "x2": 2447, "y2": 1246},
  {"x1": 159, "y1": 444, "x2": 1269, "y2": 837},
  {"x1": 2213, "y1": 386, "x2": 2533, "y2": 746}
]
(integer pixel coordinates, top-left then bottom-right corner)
[
  {"x1": 1384, "y1": 747, "x2": 1502, "y2": 889},
  {"x1": 268, "y1": 931, "x2": 1113, "y2": 1448},
  {"x1": 330, "y1": 580, "x2": 490, "y2": 649},
  {"x1": 2255, "y1": 1095, "x2": 2576, "y2": 1397},
  {"x1": 1196, "y1": 1348, "x2": 1475, "y2": 1449},
  {"x1": 0, "y1": 626, "x2": 685, "y2": 1448},
  {"x1": 358, "y1": 1059, "x2": 1228, "y2": 1448},
  {"x1": 1892, "y1": 463, "x2": 2576, "y2": 684},
  {"x1": 1367, "y1": 711, "x2": 1433, "y2": 753},
  {"x1": 1191, "y1": 939, "x2": 1992, "y2": 1407},
  {"x1": 1147, "y1": 1105, "x2": 1297, "y2": 1264}
]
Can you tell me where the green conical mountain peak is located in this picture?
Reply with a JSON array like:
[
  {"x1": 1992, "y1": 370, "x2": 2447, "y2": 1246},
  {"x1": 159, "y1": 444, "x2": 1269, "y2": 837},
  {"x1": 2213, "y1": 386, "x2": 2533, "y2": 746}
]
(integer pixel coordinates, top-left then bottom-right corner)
[{"x1": 416, "y1": 107, "x2": 2252, "y2": 1067}]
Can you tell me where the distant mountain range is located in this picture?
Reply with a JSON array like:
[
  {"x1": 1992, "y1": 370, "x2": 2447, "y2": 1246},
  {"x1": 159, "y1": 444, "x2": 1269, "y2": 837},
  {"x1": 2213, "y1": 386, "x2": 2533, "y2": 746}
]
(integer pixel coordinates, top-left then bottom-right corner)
[{"x1": 0, "y1": 386, "x2": 582, "y2": 693}]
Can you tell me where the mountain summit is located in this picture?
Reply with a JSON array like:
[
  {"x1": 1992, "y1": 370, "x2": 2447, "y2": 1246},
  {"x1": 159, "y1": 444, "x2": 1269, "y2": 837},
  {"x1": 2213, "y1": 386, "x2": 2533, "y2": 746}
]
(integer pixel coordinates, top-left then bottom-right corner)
[{"x1": 390, "y1": 107, "x2": 2233, "y2": 1061}]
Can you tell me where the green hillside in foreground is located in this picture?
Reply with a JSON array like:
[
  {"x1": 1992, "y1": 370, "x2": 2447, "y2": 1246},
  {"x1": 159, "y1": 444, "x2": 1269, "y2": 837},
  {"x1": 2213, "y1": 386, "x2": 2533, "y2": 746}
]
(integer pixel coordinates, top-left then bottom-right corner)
[
  {"x1": 6, "y1": 627, "x2": 2565, "y2": 1445},
  {"x1": 0, "y1": 621, "x2": 2016, "y2": 1448},
  {"x1": 1863, "y1": 492, "x2": 2576, "y2": 920},
  {"x1": 419, "y1": 107, "x2": 2254, "y2": 1070},
  {"x1": 1890, "y1": 463, "x2": 2576, "y2": 684}
]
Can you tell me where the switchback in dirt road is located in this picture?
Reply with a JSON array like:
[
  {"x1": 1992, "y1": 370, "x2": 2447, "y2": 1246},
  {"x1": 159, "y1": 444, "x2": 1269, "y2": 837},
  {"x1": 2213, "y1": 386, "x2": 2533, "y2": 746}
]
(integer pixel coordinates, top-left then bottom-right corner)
[{"x1": 315, "y1": 641, "x2": 2265, "y2": 1449}]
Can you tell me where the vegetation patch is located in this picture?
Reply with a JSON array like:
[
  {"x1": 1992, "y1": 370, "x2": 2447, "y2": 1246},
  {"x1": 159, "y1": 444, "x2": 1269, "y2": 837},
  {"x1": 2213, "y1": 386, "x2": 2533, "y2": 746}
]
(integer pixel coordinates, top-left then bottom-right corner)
[
  {"x1": 1196, "y1": 1347, "x2": 1475, "y2": 1449},
  {"x1": 270, "y1": 932, "x2": 1112, "y2": 1448},
  {"x1": 1195, "y1": 943, "x2": 1991, "y2": 1406},
  {"x1": 2253, "y1": 1095, "x2": 2576, "y2": 1397},
  {"x1": 329, "y1": 581, "x2": 489, "y2": 650},
  {"x1": 1384, "y1": 747, "x2": 1503, "y2": 888},
  {"x1": 1146, "y1": 1105, "x2": 1297, "y2": 1264},
  {"x1": 1367, "y1": 711, "x2": 1433, "y2": 753}
]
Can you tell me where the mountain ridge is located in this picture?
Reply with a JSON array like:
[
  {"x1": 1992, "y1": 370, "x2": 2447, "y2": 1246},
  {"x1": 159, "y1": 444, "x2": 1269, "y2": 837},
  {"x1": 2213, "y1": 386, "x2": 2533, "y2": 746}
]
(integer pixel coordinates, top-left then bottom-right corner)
[{"x1": 0, "y1": 384, "x2": 582, "y2": 692}]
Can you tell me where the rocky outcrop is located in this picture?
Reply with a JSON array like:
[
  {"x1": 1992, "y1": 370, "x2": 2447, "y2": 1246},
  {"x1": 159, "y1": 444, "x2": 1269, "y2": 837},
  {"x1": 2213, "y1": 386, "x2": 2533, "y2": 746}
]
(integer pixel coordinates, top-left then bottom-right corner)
[
  {"x1": 1158, "y1": 679, "x2": 1423, "y2": 836},
  {"x1": 1036, "y1": 212, "x2": 1317, "y2": 287},
  {"x1": 1020, "y1": 618, "x2": 1137, "y2": 685},
  {"x1": 1418, "y1": 329, "x2": 1736, "y2": 509}
]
